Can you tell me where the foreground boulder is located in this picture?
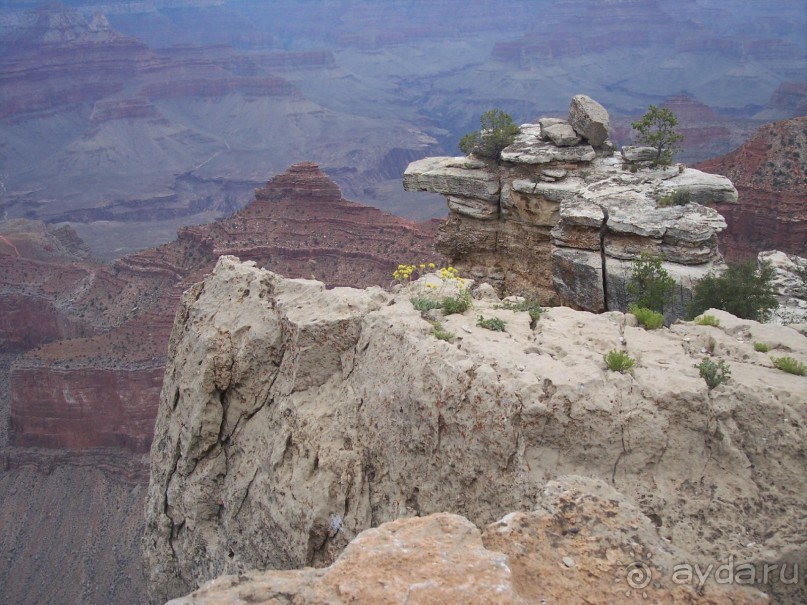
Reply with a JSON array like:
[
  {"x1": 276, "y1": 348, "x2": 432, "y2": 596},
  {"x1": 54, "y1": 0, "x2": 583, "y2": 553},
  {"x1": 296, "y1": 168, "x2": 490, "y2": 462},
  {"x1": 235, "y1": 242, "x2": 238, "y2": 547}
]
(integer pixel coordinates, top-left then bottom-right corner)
[
  {"x1": 167, "y1": 478, "x2": 767, "y2": 605},
  {"x1": 143, "y1": 256, "x2": 806, "y2": 603}
]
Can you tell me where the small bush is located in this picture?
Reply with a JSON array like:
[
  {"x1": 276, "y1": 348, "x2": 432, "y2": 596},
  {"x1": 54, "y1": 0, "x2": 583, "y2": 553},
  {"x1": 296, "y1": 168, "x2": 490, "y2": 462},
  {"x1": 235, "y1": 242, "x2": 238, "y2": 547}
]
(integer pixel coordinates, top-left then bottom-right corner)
[
  {"x1": 657, "y1": 189, "x2": 691, "y2": 207},
  {"x1": 499, "y1": 299, "x2": 542, "y2": 327},
  {"x1": 431, "y1": 321, "x2": 455, "y2": 342},
  {"x1": 688, "y1": 261, "x2": 778, "y2": 321},
  {"x1": 411, "y1": 297, "x2": 442, "y2": 312},
  {"x1": 476, "y1": 315, "x2": 507, "y2": 332},
  {"x1": 604, "y1": 350, "x2": 636, "y2": 373},
  {"x1": 698, "y1": 358, "x2": 731, "y2": 389},
  {"x1": 753, "y1": 342, "x2": 770, "y2": 353},
  {"x1": 459, "y1": 109, "x2": 520, "y2": 159},
  {"x1": 442, "y1": 289, "x2": 472, "y2": 315},
  {"x1": 695, "y1": 314, "x2": 720, "y2": 327},
  {"x1": 630, "y1": 305, "x2": 664, "y2": 330},
  {"x1": 628, "y1": 253, "x2": 675, "y2": 313},
  {"x1": 771, "y1": 356, "x2": 806, "y2": 376}
]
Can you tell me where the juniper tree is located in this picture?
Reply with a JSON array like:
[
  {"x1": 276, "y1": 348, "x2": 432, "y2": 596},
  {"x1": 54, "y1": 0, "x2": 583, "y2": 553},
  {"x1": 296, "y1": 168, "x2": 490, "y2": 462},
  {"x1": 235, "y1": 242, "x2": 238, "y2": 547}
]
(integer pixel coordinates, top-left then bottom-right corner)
[{"x1": 631, "y1": 105, "x2": 684, "y2": 167}]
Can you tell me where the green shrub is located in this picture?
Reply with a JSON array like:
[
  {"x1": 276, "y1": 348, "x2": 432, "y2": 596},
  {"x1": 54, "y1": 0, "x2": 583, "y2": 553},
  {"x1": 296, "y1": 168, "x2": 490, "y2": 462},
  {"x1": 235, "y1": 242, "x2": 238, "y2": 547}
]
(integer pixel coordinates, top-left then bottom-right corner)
[
  {"x1": 499, "y1": 299, "x2": 542, "y2": 327},
  {"x1": 629, "y1": 305, "x2": 664, "y2": 330},
  {"x1": 694, "y1": 314, "x2": 720, "y2": 327},
  {"x1": 476, "y1": 315, "x2": 507, "y2": 332},
  {"x1": 753, "y1": 342, "x2": 770, "y2": 353},
  {"x1": 657, "y1": 189, "x2": 691, "y2": 207},
  {"x1": 627, "y1": 253, "x2": 675, "y2": 313},
  {"x1": 771, "y1": 356, "x2": 806, "y2": 376},
  {"x1": 631, "y1": 105, "x2": 684, "y2": 167},
  {"x1": 604, "y1": 349, "x2": 636, "y2": 373},
  {"x1": 441, "y1": 289, "x2": 472, "y2": 315},
  {"x1": 411, "y1": 297, "x2": 443, "y2": 312},
  {"x1": 698, "y1": 358, "x2": 731, "y2": 389},
  {"x1": 459, "y1": 109, "x2": 520, "y2": 159},
  {"x1": 431, "y1": 321, "x2": 455, "y2": 342},
  {"x1": 688, "y1": 261, "x2": 778, "y2": 321}
]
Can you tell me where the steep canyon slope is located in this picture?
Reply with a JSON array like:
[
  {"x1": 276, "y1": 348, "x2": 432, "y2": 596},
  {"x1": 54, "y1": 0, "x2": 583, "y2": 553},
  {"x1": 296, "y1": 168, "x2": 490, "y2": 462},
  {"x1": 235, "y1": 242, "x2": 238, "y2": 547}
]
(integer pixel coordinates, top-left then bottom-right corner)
[
  {"x1": 0, "y1": 164, "x2": 439, "y2": 605},
  {"x1": 697, "y1": 116, "x2": 807, "y2": 261}
]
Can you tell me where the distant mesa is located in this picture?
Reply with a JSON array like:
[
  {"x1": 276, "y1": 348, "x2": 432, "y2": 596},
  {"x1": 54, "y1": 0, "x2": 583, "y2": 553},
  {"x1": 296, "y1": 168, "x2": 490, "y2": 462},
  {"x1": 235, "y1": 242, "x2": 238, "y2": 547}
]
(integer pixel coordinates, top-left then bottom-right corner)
[{"x1": 2, "y1": 164, "x2": 439, "y2": 454}]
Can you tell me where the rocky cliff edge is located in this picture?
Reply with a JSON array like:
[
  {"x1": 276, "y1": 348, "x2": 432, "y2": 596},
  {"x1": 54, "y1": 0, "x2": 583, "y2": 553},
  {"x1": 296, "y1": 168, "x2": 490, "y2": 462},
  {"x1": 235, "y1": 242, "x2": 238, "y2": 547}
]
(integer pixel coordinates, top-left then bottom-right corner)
[{"x1": 144, "y1": 256, "x2": 806, "y2": 603}]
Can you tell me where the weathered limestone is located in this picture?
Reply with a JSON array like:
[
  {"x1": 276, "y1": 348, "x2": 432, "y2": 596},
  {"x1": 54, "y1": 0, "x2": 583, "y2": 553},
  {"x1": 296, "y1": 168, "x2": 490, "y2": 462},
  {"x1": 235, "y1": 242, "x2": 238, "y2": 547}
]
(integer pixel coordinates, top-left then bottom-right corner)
[
  {"x1": 403, "y1": 95, "x2": 737, "y2": 317},
  {"x1": 500, "y1": 138, "x2": 596, "y2": 164},
  {"x1": 542, "y1": 121, "x2": 581, "y2": 147},
  {"x1": 657, "y1": 170, "x2": 740, "y2": 205},
  {"x1": 760, "y1": 250, "x2": 807, "y2": 325},
  {"x1": 403, "y1": 156, "x2": 499, "y2": 201},
  {"x1": 568, "y1": 94, "x2": 610, "y2": 147},
  {"x1": 145, "y1": 258, "x2": 806, "y2": 603},
  {"x1": 621, "y1": 145, "x2": 658, "y2": 162},
  {"x1": 167, "y1": 477, "x2": 767, "y2": 605},
  {"x1": 551, "y1": 248, "x2": 605, "y2": 312}
]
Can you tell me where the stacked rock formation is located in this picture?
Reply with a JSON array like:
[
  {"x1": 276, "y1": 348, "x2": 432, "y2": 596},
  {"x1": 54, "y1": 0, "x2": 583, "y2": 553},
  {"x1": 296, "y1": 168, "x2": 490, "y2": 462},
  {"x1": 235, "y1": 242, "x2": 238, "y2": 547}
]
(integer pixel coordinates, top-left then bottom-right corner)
[{"x1": 404, "y1": 95, "x2": 738, "y2": 321}]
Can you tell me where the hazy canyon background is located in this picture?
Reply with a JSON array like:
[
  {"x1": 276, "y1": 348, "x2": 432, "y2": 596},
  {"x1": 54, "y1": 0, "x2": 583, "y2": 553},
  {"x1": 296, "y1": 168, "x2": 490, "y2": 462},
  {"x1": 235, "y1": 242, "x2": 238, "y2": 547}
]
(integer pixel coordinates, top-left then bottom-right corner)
[{"x1": 0, "y1": 1, "x2": 805, "y2": 604}]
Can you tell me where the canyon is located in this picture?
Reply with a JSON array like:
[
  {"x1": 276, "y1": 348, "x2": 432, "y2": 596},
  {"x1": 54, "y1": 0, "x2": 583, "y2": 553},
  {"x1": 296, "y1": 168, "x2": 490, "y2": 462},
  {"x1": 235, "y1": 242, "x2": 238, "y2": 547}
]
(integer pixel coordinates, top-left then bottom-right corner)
[
  {"x1": 0, "y1": 163, "x2": 439, "y2": 605},
  {"x1": 1, "y1": 1, "x2": 805, "y2": 259},
  {"x1": 0, "y1": 2, "x2": 805, "y2": 603},
  {"x1": 697, "y1": 116, "x2": 807, "y2": 261}
]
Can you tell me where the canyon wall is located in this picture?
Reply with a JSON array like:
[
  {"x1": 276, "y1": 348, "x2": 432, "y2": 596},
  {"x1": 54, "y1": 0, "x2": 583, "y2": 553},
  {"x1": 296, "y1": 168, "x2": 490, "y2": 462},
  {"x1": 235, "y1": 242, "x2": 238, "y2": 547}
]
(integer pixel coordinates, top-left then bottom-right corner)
[
  {"x1": 0, "y1": 164, "x2": 439, "y2": 605},
  {"x1": 697, "y1": 116, "x2": 807, "y2": 262},
  {"x1": 143, "y1": 255, "x2": 806, "y2": 603}
]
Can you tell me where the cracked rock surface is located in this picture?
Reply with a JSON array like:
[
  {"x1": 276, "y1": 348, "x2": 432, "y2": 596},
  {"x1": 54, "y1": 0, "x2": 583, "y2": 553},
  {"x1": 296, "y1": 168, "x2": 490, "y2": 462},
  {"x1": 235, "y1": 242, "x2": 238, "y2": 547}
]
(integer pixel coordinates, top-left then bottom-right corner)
[
  {"x1": 144, "y1": 257, "x2": 806, "y2": 604},
  {"x1": 167, "y1": 477, "x2": 768, "y2": 605}
]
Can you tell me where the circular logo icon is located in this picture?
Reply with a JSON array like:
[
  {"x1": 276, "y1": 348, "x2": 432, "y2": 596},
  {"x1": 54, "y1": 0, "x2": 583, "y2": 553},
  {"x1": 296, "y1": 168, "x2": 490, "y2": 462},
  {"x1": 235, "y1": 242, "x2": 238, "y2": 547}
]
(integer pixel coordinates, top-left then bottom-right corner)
[{"x1": 626, "y1": 561, "x2": 652, "y2": 589}]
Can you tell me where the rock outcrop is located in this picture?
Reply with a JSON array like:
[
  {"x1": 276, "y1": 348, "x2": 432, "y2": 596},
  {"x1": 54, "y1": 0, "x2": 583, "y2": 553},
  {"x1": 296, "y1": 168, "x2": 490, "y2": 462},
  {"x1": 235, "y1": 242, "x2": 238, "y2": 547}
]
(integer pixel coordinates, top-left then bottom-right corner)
[
  {"x1": 404, "y1": 97, "x2": 737, "y2": 321},
  {"x1": 760, "y1": 250, "x2": 807, "y2": 326},
  {"x1": 167, "y1": 477, "x2": 767, "y2": 605},
  {"x1": 143, "y1": 256, "x2": 806, "y2": 603},
  {"x1": 697, "y1": 116, "x2": 807, "y2": 261}
]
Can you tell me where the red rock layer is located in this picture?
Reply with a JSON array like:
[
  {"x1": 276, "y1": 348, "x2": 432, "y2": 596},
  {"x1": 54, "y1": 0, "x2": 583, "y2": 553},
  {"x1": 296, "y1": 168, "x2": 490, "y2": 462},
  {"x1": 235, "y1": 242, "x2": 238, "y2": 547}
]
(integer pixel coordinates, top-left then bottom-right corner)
[
  {"x1": 697, "y1": 117, "x2": 807, "y2": 261},
  {"x1": 4, "y1": 163, "x2": 440, "y2": 453}
]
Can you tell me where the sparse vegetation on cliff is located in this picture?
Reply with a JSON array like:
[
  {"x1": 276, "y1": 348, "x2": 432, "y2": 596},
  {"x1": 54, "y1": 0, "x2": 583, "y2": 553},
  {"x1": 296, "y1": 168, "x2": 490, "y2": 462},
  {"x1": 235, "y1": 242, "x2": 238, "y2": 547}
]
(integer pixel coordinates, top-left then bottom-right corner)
[
  {"x1": 476, "y1": 315, "x2": 507, "y2": 331},
  {"x1": 771, "y1": 356, "x2": 806, "y2": 376},
  {"x1": 629, "y1": 305, "x2": 664, "y2": 330},
  {"x1": 688, "y1": 261, "x2": 778, "y2": 321},
  {"x1": 627, "y1": 253, "x2": 675, "y2": 314},
  {"x1": 632, "y1": 105, "x2": 684, "y2": 167},
  {"x1": 604, "y1": 349, "x2": 635, "y2": 373},
  {"x1": 459, "y1": 109, "x2": 519, "y2": 159},
  {"x1": 698, "y1": 357, "x2": 731, "y2": 389}
]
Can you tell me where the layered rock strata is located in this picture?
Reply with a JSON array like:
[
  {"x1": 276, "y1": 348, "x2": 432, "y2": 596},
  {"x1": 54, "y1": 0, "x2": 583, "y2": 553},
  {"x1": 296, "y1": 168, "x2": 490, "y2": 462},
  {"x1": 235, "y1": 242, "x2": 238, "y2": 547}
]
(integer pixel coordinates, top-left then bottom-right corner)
[
  {"x1": 3, "y1": 164, "x2": 439, "y2": 453},
  {"x1": 404, "y1": 96, "x2": 737, "y2": 321},
  {"x1": 697, "y1": 116, "x2": 807, "y2": 261},
  {"x1": 144, "y1": 256, "x2": 806, "y2": 603}
]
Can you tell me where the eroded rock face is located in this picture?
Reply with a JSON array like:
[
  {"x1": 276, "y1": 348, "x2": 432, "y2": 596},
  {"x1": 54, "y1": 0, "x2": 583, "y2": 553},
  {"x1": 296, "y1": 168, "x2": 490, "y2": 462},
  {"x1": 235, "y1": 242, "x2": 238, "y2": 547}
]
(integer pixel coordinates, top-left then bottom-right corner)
[
  {"x1": 166, "y1": 478, "x2": 767, "y2": 605},
  {"x1": 403, "y1": 96, "x2": 737, "y2": 317},
  {"x1": 760, "y1": 250, "x2": 807, "y2": 325},
  {"x1": 144, "y1": 257, "x2": 806, "y2": 603}
]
